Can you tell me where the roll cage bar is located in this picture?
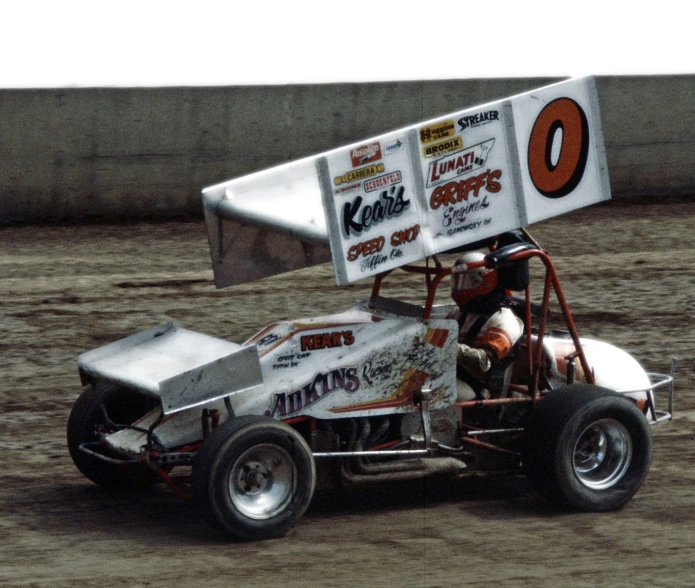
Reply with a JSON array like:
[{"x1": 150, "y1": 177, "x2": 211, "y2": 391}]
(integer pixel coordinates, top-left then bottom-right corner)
[{"x1": 369, "y1": 242, "x2": 595, "y2": 396}]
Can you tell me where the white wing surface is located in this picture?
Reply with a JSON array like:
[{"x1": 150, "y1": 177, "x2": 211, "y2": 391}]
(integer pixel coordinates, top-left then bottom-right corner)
[{"x1": 203, "y1": 77, "x2": 610, "y2": 288}]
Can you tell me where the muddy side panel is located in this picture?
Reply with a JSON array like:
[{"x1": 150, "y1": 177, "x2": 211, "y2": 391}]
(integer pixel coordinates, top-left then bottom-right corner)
[{"x1": 252, "y1": 315, "x2": 458, "y2": 420}]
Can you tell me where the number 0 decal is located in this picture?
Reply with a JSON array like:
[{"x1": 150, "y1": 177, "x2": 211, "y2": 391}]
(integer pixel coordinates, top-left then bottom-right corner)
[{"x1": 527, "y1": 98, "x2": 589, "y2": 198}]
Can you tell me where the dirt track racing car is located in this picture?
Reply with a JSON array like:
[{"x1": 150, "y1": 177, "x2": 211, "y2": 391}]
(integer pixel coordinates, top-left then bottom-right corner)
[
  {"x1": 68, "y1": 233, "x2": 675, "y2": 540},
  {"x1": 67, "y1": 78, "x2": 676, "y2": 540}
]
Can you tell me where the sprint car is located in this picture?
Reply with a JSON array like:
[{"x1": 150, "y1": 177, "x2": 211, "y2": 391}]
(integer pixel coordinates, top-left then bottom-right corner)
[
  {"x1": 67, "y1": 77, "x2": 675, "y2": 540},
  {"x1": 67, "y1": 231, "x2": 674, "y2": 540}
]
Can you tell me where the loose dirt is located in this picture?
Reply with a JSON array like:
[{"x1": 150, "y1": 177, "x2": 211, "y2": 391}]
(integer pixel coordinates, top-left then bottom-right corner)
[{"x1": 1, "y1": 200, "x2": 694, "y2": 587}]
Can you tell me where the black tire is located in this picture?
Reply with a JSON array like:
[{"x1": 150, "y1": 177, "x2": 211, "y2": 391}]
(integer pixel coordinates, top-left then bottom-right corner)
[
  {"x1": 192, "y1": 415, "x2": 316, "y2": 541},
  {"x1": 67, "y1": 382, "x2": 158, "y2": 489},
  {"x1": 522, "y1": 384, "x2": 652, "y2": 512}
]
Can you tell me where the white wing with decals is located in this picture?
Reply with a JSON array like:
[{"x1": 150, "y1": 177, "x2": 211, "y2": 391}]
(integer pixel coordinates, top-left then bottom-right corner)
[{"x1": 203, "y1": 77, "x2": 609, "y2": 288}]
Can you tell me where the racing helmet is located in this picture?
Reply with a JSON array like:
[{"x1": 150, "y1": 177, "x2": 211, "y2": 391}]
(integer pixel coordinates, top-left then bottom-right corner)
[{"x1": 451, "y1": 252, "x2": 499, "y2": 306}]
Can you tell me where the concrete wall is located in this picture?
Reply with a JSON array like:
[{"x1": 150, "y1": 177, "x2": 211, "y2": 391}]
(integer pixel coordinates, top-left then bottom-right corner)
[{"x1": 1, "y1": 75, "x2": 693, "y2": 224}]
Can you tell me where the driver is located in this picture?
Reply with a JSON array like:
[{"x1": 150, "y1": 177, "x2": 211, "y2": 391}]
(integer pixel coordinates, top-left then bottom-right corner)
[{"x1": 451, "y1": 251, "x2": 523, "y2": 401}]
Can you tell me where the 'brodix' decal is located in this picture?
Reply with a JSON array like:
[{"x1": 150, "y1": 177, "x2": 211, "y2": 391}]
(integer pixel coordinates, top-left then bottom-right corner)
[{"x1": 423, "y1": 136, "x2": 463, "y2": 158}]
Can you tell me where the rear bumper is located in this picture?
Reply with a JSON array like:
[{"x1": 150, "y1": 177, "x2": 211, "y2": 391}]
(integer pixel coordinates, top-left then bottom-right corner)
[{"x1": 619, "y1": 358, "x2": 676, "y2": 425}]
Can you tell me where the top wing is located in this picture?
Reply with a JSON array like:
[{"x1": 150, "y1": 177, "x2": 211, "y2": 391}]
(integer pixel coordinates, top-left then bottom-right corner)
[
  {"x1": 203, "y1": 76, "x2": 610, "y2": 288},
  {"x1": 203, "y1": 157, "x2": 332, "y2": 288}
]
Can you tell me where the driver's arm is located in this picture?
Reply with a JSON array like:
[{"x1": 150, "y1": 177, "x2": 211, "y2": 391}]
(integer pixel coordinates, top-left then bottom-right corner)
[{"x1": 457, "y1": 343, "x2": 492, "y2": 381}]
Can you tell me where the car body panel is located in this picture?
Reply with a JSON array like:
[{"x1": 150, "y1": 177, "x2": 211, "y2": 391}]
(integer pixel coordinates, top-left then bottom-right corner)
[
  {"x1": 77, "y1": 322, "x2": 263, "y2": 415},
  {"x1": 102, "y1": 300, "x2": 457, "y2": 455}
]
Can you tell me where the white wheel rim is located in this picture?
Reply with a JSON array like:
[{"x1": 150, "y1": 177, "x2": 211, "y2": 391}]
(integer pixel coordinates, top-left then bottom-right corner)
[
  {"x1": 228, "y1": 444, "x2": 296, "y2": 520},
  {"x1": 573, "y1": 418, "x2": 632, "y2": 490}
]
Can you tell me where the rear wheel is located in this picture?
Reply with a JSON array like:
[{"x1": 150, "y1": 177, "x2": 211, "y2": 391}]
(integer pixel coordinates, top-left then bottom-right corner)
[
  {"x1": 192, "y1": 415, "x2": 316, "y2": 541},
  {"x1": 67, "y1": 382, "x2": 158, "y2": 489},
  {"x1": 522, "y1": 384, "x2": 652, "y2": 511}
]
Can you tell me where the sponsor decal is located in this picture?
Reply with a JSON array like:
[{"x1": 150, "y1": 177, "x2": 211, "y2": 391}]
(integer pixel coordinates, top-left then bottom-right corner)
[
  {"x1": 272, "y1": 351, "x2": 310, "y2": 370},
  {"x1": 346, "y1": 223, "x2": 422, "y2": 270},
  {"x1": 256, "y1": 333, "x2": 281, "y2": 348},
  {"x1": 330, "y1": 367, "x2": 428, "y2": 413},
  {"x1": 350, "y1": 142, "x2": 382, "y2": 167},
  {"x1": 442, "y1": 197, "x2": 491, "y2": 230},
  {"x1": 347, "y1": 236, "x2": 385, "y2": 261},
  {"x1": 334, "y1": 182, "x2": 362, "y2": 196},
  {"x1": 383, "y1": 138, "x2": 404, "y2": 156},
  {"x1": 423, "y1": 136, "x2": 463, "y2": 158},
  {"x1": 445, "y1": 216, "x2": 493, "y2": 236},
  {"x1": 347, "y1": 224, "x2": 420, "y2": 263},
  {"x1": 429, "y1": 169, "x2": 502, "y2": 210},
  {"x1": 426, "y1": 139, "x2": 495, "y2": 187},
  {"x1": 424, "y1": 328, "x2": 449, "y2": 348},
  {"x1": 246, "y1": 327, "x2": 287, "y2": 356},
  {"x1": 419, "y1": 120, "x2": 456, "y2": 144},
  {"x1": 360, "y1": 252, "x2": 389, "y2": 273},
  {"x1": 390, "y1": 224, "x2": 420, "y2": 247},
  {"x1": 300, "y1": 330, "x2": 355, "y2": 351},
  {"x1": 361, "y1": 360, "x2": 393, "y2": 386},
  {"x1": 342, "y1": 185, "x2": 410, "y2": 237},
  {"x1": 364, "y1": 171, "x2": 402, "y2": 193},
  {"x1": 334, "y1": 163, "x2": 385, "y2": 186},
  {"x1": 265, "y1": 367, "x2": 360, "y2": 418},
  {"x1": 457, "y1": 110, "x2": 500, "y2": 131}
]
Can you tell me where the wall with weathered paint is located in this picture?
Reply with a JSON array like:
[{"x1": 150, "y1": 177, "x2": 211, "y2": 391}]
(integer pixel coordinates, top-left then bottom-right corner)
[{"x1": 0, "y1": 75, "x2": 692, "y2": 224}]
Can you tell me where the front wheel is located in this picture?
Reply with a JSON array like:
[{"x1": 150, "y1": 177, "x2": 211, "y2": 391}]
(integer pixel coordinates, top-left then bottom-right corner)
[
  {"x1": 522, "y1": 384, "x2": 652, "y2": 512},
  {"x1": 192, "y1": 415, "x2": 316, "y2": 541},
  {"x1": 67, "y1": 382, "x2": 158, "y2": 489}
]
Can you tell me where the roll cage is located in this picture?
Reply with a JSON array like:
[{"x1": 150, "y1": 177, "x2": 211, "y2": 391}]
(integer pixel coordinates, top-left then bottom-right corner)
[{"x1": 369, "y1": 240, "x2": 595, "y2": 400}]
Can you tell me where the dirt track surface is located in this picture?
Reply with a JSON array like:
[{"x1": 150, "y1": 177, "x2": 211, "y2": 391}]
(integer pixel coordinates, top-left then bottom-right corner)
[{"x1": 2, "y1": 201, "x2": 695, "y2": 587}]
